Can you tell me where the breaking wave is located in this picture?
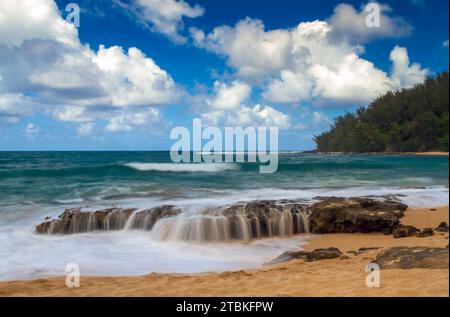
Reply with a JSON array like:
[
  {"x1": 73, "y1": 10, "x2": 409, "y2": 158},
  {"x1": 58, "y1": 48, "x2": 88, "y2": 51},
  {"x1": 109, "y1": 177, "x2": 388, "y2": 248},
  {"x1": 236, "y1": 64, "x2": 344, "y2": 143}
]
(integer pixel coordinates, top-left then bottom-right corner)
[{"x1": 124, "y1": 162, "x2": 240, "y2": 173}]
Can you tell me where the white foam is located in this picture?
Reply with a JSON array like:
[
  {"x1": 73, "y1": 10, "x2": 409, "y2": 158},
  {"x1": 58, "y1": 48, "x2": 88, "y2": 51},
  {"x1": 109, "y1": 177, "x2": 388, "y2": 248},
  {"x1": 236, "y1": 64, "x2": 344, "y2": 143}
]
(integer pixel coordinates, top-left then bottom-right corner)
[
  {"x1": 54, "y1": 198, "x2": 85, "y2": 204},
  {"x1": 125, "y1": 162, "x2": 239, "y2": 173},
  {"x1": 0, "y1": 228, "x2": 308, "y2": 281}
]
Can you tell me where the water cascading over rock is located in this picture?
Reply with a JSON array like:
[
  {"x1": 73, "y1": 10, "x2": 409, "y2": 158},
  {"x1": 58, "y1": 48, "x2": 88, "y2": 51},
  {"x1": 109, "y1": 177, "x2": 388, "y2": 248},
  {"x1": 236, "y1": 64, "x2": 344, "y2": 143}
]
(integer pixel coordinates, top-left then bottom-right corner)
[
  {"x1": 35, "y1": 197, "x2": 407, "y2": 242},
  {"x1": 36, "y1": 206, "x2": 182, "y2": 234},
  {"x1": 149, "y1": 201, "x2": 310, "y2": 242},
  {"x1": 35, "y1": 201, "x2": 311, "y2": 241}
]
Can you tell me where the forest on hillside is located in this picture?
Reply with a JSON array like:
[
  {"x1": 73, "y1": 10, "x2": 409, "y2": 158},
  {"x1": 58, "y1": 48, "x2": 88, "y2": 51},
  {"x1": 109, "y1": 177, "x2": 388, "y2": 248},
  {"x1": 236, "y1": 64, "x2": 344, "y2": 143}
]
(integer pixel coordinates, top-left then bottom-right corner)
[{"x1": 314, "y1": 72, "x2": 449, "y2": 153}]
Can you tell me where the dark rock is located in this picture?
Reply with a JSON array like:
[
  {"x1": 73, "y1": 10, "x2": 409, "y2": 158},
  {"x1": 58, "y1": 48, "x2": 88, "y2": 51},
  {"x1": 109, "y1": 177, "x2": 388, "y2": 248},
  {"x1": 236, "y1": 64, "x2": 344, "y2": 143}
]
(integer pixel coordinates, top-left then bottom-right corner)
[
  {"x1": 417, "y1": 228, "x2": 434, "y2": 238},
  {"x1": 309, "y1": 197, "x2": 406, "y2": 234},
  {"x1": 392, "y1": 225, "x2": 419, "y2": 238},
  {"x1": 358, "y1": 247, "x2": 381, "y2": 252},
  {"x1": 374, "y1": 247, "x2": 449, "y2": 269},
  {"x1": 36, "y1": 206, "x2": 181, "y2": 234},
  {"x1": 266, "y1": 247, "x2": 343, "y2": 265},
  {"x1": 435, "y1": 222, "x2": 449, "y2": 233},
  {"x1": 382, "y1": 227, "x2": 392, "y2": 235}
]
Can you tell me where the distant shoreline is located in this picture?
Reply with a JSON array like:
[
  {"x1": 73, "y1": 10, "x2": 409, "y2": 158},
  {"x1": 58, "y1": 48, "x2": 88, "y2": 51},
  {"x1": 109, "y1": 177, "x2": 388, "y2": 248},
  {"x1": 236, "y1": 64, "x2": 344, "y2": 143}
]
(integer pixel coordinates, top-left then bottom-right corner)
[{"x1": 312, "y1": 151, "x2": 449, "y2": 157}]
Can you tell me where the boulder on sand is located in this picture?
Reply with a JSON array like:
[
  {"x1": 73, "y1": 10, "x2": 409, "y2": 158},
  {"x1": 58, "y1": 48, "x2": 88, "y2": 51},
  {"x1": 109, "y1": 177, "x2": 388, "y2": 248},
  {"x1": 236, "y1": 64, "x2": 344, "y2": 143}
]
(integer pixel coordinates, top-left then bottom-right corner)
[
  {"x1": 374, "y1": 247, "x2": 449, "y2": 269},
  {"x1": 309, "y1": 197, "x2": 407, "y2": 234},
  {"x1": 266, "y1": 247, "x2": 343, "y2": 265}
]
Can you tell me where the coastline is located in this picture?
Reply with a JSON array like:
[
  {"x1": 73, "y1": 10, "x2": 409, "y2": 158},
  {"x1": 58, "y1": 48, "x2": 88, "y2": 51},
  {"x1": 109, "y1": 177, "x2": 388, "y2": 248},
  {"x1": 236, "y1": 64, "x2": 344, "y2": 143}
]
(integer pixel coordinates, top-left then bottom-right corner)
[
  {"x1": 314, "y1": 151, "x2": 449, "y2": 156},
  {"x1": 0, "y1": 206, "x2": 448, "y2": 297}
]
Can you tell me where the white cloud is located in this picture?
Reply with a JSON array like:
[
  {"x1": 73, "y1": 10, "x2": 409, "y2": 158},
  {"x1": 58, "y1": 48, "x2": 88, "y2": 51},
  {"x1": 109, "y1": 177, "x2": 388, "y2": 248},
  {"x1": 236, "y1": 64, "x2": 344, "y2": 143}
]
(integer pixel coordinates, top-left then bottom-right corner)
[
  {"x1": 53, "y1": 106, "x2": 92, "y2": 122},
  {"x1": 190, "y1": 18, "x2": 292, "y2": 79},
  {"x1": 24, "y1": 123, "x2": 39, "y2": 137},
  {"x1": 0, "y1": 93, "x2": 34, "y2": 117},
  {"x1": 390, "y1": 46, "x2": 428, "y2": 89},
  {"x1": 105, "y1": 108, "x2": 165, "y2": 133},
  {"x1": 0, "y1": 0, "x2": 179, "y2": 132},
  {"x1": 118, "y1": 0, "x2": 204, "y2": 43},
  {"x1": 327, "y1": 3, "x2": 412, "y2": 43},
  {"x1": 444, "y1": 39, "x2": 449, "y2": 48},
  {"x1": 208, "y1": 80, "x2": 251, "y2": 110},
  {"x1": 193, "y1": 14, "x2": 427, "y2": 106},
  {"x1": 93, "y1": 45, "x2": 179, "y2": 107},
  {"x1": 0, "y1": 0, "x2": 78, "y2": 47},
  {"x1": 200, "y1": 104, "x2": 292, "y2": 130}
]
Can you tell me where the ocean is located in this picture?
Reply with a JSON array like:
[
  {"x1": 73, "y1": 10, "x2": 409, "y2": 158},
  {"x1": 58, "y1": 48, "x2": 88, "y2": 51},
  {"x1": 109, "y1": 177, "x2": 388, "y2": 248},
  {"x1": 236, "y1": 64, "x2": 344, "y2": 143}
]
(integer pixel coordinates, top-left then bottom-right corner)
[{"x1": 0, "y1": 151, "x2": 448, "y2": 281}]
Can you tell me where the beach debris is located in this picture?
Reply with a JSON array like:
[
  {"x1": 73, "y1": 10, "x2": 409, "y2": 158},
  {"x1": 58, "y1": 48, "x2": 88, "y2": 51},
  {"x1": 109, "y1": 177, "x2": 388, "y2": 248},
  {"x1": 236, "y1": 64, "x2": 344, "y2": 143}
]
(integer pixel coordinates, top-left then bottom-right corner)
[
  {"x1": 435, "y1": 222, "x2": 449, "y2": 232},
  {"x1": 309, "y1": 197, "x2": 407, "y2": 234},
  {"x1": 265, "y1": 247, "x2": 343, "y2": 265},
  {"x1": 374, "y1": 247, "x2": 449, "y2": 269}
]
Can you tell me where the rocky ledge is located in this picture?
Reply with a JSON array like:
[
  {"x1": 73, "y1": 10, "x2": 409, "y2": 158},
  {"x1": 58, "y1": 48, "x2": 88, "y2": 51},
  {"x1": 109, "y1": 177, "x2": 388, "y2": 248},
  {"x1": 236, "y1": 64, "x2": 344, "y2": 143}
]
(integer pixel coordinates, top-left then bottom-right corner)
[
  {"x1": 308, "y1": 197, "x2": 407, "y2": 234},
  {"x1": 35, "y1": 196, "x2": 407, "y2": 237},
  {"x1": 36, "y1": 205, "x2": 181, "y2": 234}
]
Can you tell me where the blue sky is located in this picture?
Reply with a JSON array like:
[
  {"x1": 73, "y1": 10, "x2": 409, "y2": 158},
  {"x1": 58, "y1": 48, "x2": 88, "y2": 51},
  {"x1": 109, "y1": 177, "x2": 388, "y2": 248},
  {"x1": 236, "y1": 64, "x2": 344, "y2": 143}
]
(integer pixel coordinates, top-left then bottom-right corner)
[{"x1": 0, "y1": 0, "x2": 448, "y2": 150}]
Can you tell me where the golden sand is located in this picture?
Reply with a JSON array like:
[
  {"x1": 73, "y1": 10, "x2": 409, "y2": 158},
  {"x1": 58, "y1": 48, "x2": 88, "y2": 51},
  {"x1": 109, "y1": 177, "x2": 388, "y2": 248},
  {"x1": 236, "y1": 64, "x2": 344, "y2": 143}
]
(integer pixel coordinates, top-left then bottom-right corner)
[{"x1": 0, "y1": 207, "x2": 448, "y2": 297}]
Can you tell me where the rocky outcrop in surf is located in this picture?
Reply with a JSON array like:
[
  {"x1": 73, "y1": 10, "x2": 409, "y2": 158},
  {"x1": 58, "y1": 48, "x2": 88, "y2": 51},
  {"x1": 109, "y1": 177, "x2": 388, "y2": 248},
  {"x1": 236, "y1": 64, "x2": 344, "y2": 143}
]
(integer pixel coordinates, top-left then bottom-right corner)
[
  {"x1": 35, "y1": 197, "x2": 408, "y2": 242},
  {"x1": 151, "y1": 201, "x2": 310, "y2": 242},
  {"x1": 308, "y1": 197, "x2": 407, "y2": 233},
  {"x1": 35, "y1": 206, "x2": 182, "y2": 234}
]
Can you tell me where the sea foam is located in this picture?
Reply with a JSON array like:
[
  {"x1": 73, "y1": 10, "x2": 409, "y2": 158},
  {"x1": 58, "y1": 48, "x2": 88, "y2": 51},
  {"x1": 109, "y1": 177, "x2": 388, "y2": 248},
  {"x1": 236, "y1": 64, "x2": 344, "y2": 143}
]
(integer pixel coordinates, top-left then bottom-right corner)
[{"x1": 124, "y1": 162, "x2": 239, "y2": 172}]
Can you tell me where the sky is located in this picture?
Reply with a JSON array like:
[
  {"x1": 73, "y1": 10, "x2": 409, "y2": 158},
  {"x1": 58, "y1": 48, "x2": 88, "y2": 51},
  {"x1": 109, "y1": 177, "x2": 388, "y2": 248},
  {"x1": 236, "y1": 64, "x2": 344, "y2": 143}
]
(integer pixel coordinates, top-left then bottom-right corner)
[{"x1": 0, "y1": 0, "x2": 448, "y2": 151}]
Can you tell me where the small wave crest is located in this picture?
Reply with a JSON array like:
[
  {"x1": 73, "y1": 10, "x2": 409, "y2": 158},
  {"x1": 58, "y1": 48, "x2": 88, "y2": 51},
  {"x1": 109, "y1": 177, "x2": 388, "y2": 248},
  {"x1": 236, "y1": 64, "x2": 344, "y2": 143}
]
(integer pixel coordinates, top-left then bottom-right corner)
[
  {"x1": 54, "y1": 198, "x2": 85, "y2": 204},
  {"x1": 124, "y1": 162, "x2": 239, "y2": 173}
]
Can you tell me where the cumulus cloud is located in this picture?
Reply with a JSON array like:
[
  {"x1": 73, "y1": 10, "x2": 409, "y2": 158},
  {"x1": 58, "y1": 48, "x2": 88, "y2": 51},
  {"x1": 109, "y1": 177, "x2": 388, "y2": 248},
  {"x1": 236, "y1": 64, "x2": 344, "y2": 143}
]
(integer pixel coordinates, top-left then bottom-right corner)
[
  {"x1": 193, "y1": 13, "x2": 427, "y2": 106},
  {"x1": 105, "y1": 108, "x2": 166, "y2": 133},
  {"x1": 53, "y1": 106, "x2": 92, "y2": 122},
  {"x1": 190, "y1": 18, "x2": 292, "y2": 79},
  {"x1": 0, "y1": 93, "x2": 34, "y2": 118},
  {"x1": 389, "y1": 46, "x2": 428, "y2": 89},
  {"x1": 0, "y1": 0, "x2": 179, "y2": 131},
  {"x1": 117, "y1": 0, "x2": 204, "y2": 43},
  {"x1": 191, "y1": 79, "x2": 291, "y2": 130},
  {"x1": 327, "y1": 3, "x2": 412, "y2": 43},
  {"x1": 208, "y1": 80, "x2": 251, "y2": 110},
  {"x1": 200, "y1": 104, "x2": 292, "y2": 130}
]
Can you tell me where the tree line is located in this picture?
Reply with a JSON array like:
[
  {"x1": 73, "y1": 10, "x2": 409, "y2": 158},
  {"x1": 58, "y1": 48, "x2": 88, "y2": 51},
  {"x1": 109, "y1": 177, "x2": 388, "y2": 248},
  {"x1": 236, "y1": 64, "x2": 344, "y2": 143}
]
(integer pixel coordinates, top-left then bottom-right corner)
[{"x1": 314, "y1": 71, "x2": 449, "y2": 153}]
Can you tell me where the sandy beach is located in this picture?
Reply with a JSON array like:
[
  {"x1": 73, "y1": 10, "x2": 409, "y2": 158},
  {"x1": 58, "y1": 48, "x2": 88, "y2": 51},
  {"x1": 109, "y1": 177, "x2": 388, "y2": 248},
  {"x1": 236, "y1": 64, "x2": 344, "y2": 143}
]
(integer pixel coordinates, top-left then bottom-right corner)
[
  {"x1": 0, "y1": 206, "x2": 448, "y2": 297},
  {"x1": 404, "y1": 152, "x2": 449, "y2": 157}
]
